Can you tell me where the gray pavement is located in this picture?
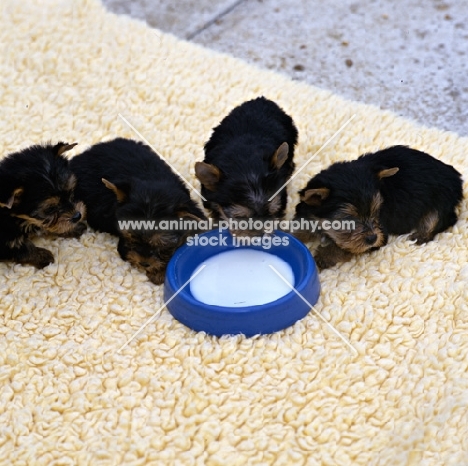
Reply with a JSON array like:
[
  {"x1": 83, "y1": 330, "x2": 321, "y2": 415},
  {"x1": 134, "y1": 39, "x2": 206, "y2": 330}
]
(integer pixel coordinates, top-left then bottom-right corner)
[{"x1": 102, "y1": 0, "x2": 468, "y2": 137}]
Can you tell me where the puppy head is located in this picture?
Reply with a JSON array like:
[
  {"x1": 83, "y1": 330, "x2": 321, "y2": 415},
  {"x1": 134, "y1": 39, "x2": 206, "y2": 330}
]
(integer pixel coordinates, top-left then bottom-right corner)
[
  {"x1": 118, "y1": 229, "x2": 183, "y2": 285},
  {"x1": 195, "y1": 142, "x2": 291, "y2": 235},
  {"x1": 104, "y1": 178, "x2": 205, "y2": 282},
  {"x1": 0, "y1": 142, "x2": 86, "y2": 236},
  {"x1": 296, "y1": 164, "x2": 398, "y2": 254}
]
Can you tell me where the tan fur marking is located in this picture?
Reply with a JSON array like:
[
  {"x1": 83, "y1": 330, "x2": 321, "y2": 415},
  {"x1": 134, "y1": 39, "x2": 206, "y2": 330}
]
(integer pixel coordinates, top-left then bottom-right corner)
[
  {"x1": 120, "y1": 230, "x2": 133, "y2": 240},
  {"x1": 125, "y1": 249, "x2": 168, "y2": 283},
  {"x1": 325, "y1": 227, "x2": 386, "y2": 254},
  {"x1": 225, "y1": 204, "x2": 253, "y2": 219},
  {"x1": 268, "y1": 195, "x2": 282, "y2": 215},
  {"x1": 39, "y1": 196, "x2": 60, "y2": 209},
  {"x1": 176, "y1": 211, "x2": 205, "y2": 222},
  {"x1": 14, "y1": 214, "x2": 45, "y2": 228},
  {"x1": 378, "y1": 167, "x2": 399, "y2": 179},
  {"x1": 148, "y1": 233, "x2": 182, "y2": 251},
  {"x1": 215, "y1": 204, "x2": 229, "y2": 222},
  {"x1": 271, "y1": 142, "x2": 289, "y2": 170},
  {"x1": 15, "y1": 201, "x2": 86, "y2": 236},
  {"x1": 45, "y1": 201, "x2": 86, "y2": 235},
  {"x1": 194, "y1": 162, "x2": 221, "y2": 191},
  {"x1": 56, "y1": 142, "x2": 78, "y2": 156},
  {"x1": 370, "y1": 192, "x2": 383, "y2": 217},
  {"x1": 411, "y1": 210, "x2": 440, "y2": 244},
  {"x1": 125, "y1": 250, "x2": 164, "y2": 270},
  {"x1": 0, "y1": 187, "x2": 24, "y2": 209},
  {"x1": 67, "y1": 174, "x2": 77, "y2": 191},
  {"x1": 301, "y1": 188, "x2": 330, "y2": 206},
  {"x1": 102, "y1": 178, "x2": 127, "y2": 203},
  {"x1": 340, "y1": 203, "x2": 359, "y2": 218},
  {"x1": 325, "y1": 209, "x2": 386, "y2": 255},
  {"x1": 421, "y1": 211, "x2": 439, "y2": 234}
]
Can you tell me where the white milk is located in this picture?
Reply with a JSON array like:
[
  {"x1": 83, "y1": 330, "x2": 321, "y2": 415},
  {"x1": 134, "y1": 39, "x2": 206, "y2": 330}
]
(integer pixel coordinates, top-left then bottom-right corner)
[{"x1": 190, "y1": 249, "x2": 295, "y2": 307}]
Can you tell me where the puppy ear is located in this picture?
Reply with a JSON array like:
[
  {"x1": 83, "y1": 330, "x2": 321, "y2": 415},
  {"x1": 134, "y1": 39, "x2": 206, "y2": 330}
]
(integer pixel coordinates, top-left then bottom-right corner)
[
  {"x1": 0, "y1": 187, "x2": 23, "y2": 209},
  {"x1": 271, "y1": 142, "x2": 289, "y2": 170},
  {"x1": 300, "y1": 188, "x2": 330, "y2": 206},
  {"x1": 377, "y1": 167, "x2": 399, "y2": 179},
  {"x1": 195, "y1": 162, "x2": 221, "y2": 191},
  {"x1": 102, "y1": 178, "x2": 129, "y2": 203},
  {"x1": 54, "y1": 142, "x2": 78, "y2": 157}
]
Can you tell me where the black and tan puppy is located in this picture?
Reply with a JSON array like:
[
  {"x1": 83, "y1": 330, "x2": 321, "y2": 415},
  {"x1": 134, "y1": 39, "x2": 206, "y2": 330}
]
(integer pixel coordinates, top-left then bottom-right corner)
[
  {"x1": 295, "y1": 145, "x2": 463, "y2": 269},
  {"x1": 195, "y1": 96, "x2": 298, "y2": 236},
  {"x1": 0, "y1": 142, "x2": 86, "y2": 268},
  {"x1": 70, "y1": 138, "x2": 205, "y2": 284}
]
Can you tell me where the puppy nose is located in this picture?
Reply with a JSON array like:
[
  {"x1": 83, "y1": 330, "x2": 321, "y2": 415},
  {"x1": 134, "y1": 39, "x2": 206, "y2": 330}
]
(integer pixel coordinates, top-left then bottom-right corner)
[
  {"x1": 71, "y1": 212, "x2": 82, "y2": 223},
  {"x1": 365, "y1": 234, "x2": 377, "y2": 245}
]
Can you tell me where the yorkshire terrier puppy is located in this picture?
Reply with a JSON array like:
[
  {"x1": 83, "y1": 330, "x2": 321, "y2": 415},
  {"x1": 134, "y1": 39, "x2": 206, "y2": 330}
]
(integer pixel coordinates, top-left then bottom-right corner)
[
  {"x1": 295, "y1": 145, "x2": 463, "y2": 269},
  {"x1": 0, "y1": 142, "x2": 86, "y2": 268},
  {"x1": 70, "y1": 138, "x2": 205, "y2": 284},
  {"x1": 195, "y1": 96, "x2": 298, "y2": 236}
]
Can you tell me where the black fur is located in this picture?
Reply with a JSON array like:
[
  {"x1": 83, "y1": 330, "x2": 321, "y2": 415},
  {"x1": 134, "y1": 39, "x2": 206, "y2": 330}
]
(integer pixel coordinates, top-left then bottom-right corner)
[
  {"x1": 195, "y1": 97, "x2": 298, "y2": 234},
  {"x1": 0, "y1": 142, "x2": 86, "y2": 268},
  {"x1": 70, "y1": 138, "x2": 205, "y2": 284},
  {"x1": 295, "y1": 145, "x2": 464, "y2": 269}
]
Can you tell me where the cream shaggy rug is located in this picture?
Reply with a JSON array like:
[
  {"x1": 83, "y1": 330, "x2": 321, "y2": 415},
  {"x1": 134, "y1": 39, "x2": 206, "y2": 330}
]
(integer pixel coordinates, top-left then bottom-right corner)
[{"x1": 1, "y1": 0, "x2": 467, "y2": 464}]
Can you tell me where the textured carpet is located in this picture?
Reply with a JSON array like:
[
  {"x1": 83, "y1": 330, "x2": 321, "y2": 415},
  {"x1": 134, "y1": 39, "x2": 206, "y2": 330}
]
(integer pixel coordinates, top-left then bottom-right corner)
[{"x1": 1, "y1": 0, "x2": 467, "y2": 464}]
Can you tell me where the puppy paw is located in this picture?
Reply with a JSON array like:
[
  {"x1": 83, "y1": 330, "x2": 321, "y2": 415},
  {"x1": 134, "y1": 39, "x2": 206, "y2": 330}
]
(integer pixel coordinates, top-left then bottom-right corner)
[
  {"x1": 147, "y1": 269, "x2": 166, "y2": 285},
  {"x1": 314, "y1": 243, "x2": 355, "y2": 270},
  {"x1": 409, "y1": 232, "x2": 432, "y2": 245},
  {"x1": 313, "y1": 250, "x2": 338, "y2": 270},
  {"x1": 29, "y1": 247, "x2": 55, "y2": 269}
]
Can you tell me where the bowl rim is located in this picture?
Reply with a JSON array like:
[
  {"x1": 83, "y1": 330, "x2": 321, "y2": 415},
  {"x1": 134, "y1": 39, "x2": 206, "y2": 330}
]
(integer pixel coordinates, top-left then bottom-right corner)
[{"x1": 165, "y1": 229, "x2": 316, "y2": 314}]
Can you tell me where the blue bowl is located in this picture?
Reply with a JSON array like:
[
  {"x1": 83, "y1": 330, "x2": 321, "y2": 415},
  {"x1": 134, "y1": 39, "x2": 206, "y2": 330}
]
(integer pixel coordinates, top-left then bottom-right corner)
[{"x1": 163, "y1": 230, "x2": 320, "y2": 337}]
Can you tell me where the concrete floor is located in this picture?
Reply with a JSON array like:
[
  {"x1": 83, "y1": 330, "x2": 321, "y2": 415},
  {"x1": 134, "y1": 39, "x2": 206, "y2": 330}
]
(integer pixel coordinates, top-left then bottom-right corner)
[{"x1": 102, "y1": 0, "x2": 468, "y2": 137}]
